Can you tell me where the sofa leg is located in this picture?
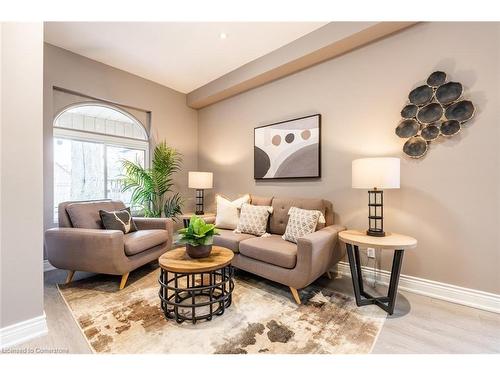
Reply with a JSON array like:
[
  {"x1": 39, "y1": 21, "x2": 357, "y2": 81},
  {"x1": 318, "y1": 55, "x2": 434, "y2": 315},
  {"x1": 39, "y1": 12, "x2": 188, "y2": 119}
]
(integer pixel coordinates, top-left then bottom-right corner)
[
  {"x1": 119, "y1": 273, "x2": 130, "y2": 290},
  {"x1": 289, "y1": 287, "x2": 302, "y2": 305},
  {"x1": 65, "y1": 270, "x2": 75, "y2": 284},
  {"x1": 326, "y1": 271, "x2": 332, "y2": 280}
]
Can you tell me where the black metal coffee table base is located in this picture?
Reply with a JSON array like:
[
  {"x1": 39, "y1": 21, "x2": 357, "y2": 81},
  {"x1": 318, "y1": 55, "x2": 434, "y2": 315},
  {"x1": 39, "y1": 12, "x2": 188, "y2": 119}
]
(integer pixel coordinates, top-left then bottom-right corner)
[
  {"x1": 158, "y1": 265, "x2": 234, "y2": 324},
  {"x1": 346, "y1": 244, "x2": 404, "y2": 315}
]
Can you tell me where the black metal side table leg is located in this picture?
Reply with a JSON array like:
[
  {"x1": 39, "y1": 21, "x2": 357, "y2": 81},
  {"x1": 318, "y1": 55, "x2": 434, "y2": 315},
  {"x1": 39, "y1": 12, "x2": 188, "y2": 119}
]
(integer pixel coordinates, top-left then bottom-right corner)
[
  {"x1": 346, "y1": 243, "x2": 405, "y2": 315},
  {"x1": 346, "y1": 244, "x2": 374, "y2": 307},
  {"x1": 386, "y1": 249, "x2": 404, "y2": 315},
  {"x1": 346, "y1": 244, "x2": 364, "y2": 306}
]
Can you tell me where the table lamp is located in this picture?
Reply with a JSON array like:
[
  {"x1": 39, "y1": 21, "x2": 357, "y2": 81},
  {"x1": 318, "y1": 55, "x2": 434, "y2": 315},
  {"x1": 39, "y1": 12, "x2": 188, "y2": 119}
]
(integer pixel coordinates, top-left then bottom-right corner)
[
  {"x1": 188, "y1": 171, "x2": 213, "y2": 215},
  {"x1": 352, "y1": 157, "x2": 400, "y2": 237}
]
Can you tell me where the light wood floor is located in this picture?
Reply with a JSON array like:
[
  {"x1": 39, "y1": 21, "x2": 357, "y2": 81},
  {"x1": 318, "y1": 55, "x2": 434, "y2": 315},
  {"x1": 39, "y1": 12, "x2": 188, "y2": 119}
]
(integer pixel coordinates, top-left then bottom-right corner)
[{"x1": 12, "y1": 267, "x2": 500, "y2": 354}]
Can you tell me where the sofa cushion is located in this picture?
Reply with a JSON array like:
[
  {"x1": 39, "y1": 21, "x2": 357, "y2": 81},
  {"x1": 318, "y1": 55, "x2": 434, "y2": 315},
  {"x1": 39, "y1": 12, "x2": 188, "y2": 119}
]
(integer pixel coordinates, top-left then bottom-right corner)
[
  {"x1": 213, "y1": 229, "x2": 255, "y2": 253},
  {"x1": 124, "y1": 229, "x2": 169, "y2": 256},
  {"x1": 215, "y1": 194, "x2": 250, "y2": 230},
  {"x1": 239, "y1": 235, "x2": 297, "y2": 269},
  {"x1": 250, "y1": 195, "x2": 273, "y2": 206},
  {"x1": 270, "y1": 197, "x2": 326, "y2": 235},
  {"x1": 66, "y1": 200, "x2": 126, "y2": 229}
]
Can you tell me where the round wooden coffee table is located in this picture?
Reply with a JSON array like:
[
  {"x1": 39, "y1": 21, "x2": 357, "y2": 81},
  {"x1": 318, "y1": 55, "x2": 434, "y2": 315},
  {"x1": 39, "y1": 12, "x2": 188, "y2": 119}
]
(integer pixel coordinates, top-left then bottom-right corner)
[{"x1": 158, "y1": 246, "x2": 234, "y2": 324}]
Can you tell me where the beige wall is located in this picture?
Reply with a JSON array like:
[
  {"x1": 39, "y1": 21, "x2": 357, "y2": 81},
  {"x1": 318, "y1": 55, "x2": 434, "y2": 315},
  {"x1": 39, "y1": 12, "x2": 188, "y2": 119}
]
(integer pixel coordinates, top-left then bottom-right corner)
[
  {"x1": 43, "y1": 44, "x2": 199, "y2": 234},
  {"x1": 1, "y1": 23, "x2": 44, "y2": 328},
  {"x1": 198, "y1": 22, "x2": 500, "y2": 294}
]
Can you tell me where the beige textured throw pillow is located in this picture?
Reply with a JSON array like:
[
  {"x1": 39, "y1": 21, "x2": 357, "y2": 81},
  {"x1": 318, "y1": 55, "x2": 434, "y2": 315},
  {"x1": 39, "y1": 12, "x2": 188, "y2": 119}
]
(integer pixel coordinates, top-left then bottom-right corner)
[
  {"x1": 282, "y1": 206, "x2": 323, "y2": 244},
  {"x1": 215, "y1": 194, "x2": 250, "y2": 230},
  {"x1": 235, "y1": 203, "x2": 273, "y2": 236}
]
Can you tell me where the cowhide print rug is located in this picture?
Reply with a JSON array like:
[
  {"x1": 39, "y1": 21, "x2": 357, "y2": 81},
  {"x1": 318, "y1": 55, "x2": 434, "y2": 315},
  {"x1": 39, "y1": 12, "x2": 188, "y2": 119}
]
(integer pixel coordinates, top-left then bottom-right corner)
[{"x1": 58, "y1": 264, "x2": 386, "y2": 354}]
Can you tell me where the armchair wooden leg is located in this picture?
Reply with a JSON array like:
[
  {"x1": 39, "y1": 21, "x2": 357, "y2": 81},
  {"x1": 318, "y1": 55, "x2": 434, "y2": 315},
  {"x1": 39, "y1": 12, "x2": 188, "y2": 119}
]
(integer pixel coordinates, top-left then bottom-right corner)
[
  {"x1": 326, "y1": 271, "x2": 332, "y2": 280},
  {"x1": 119, "y1": 273, "x2": 130, "y2": 290},
  {"x1": 65, "y1": 270, "x2": 75, "y2": 284},
  {"x1": 289, "y1": 287, "x2": 302, "y2": 305}
]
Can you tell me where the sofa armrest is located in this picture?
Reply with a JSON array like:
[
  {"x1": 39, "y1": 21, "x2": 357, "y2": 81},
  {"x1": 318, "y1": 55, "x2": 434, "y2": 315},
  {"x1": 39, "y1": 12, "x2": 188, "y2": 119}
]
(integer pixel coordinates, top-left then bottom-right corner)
[
  {"x1": 44, "y1": 228, "x2": 125, "y2": 273},
  {"x1": 298, "y1": 225, "x2": 345, "y2": 254},
  {"x1": 294, "y1": 224, "x2": 346, "y2": 286}
]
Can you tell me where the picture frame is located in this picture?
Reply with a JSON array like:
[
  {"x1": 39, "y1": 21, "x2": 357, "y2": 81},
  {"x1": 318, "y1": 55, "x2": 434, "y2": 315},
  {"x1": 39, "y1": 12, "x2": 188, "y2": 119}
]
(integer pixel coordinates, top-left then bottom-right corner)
[{"x1": 254, "y1": 114, "x2": 321, "y2": 180}]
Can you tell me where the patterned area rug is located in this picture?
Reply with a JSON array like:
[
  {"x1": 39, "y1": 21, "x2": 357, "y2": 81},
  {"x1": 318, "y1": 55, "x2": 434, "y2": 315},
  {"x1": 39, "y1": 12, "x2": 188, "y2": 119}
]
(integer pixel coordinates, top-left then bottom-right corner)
[{"x1": 58, "y1": 264, "x2": 386, "y2": 354}]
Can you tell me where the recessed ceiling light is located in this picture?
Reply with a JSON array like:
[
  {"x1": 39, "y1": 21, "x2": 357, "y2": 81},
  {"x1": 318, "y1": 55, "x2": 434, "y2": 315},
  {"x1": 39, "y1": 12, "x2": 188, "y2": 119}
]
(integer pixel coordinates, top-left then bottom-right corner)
[{"x1": 219, "y1": 32, "x2": 227, "y2": 40}]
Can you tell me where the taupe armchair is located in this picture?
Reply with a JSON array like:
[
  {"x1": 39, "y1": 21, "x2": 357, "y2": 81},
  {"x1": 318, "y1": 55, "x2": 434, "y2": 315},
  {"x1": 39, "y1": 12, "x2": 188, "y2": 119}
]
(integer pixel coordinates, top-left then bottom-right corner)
[{"x1": 45, "y1": 200, "x2": 173, "y2": 289}]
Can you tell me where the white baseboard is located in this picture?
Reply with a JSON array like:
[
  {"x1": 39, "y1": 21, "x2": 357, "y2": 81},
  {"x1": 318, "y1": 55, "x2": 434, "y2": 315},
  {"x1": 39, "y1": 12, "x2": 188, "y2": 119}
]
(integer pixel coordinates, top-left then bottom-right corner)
[
  {"x1": 0, "y1": 313, "x2": 48, "y2": 349},
  {"x1": 43, "y1": 259, "x2": 56, "y2": 272},
  {"x1": 336, "y1": 261, "x2": 500, "y2": 314}
]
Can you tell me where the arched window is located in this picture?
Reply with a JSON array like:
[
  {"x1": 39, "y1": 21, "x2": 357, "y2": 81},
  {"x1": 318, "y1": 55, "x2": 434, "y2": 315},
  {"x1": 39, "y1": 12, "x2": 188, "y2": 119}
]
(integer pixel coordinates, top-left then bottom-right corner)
[{"x1": 53, "y1": 103, "x2": 149, "y2": 221}]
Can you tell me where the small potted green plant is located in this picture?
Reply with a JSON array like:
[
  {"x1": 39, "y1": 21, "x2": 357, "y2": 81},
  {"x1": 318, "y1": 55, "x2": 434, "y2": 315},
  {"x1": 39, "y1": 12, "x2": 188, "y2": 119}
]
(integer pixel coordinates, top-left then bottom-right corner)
[{"x1": 177, "y1": 216, "x2": 219, "y2": 258}]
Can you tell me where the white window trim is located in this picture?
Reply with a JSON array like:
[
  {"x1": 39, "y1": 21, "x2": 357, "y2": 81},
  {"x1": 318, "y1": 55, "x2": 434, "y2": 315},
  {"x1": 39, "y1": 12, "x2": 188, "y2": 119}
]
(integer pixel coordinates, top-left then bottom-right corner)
[
  {"x1": 54, "y1": 127, "x2": 150, "y2": 152},
  {"x1": 53, "y1": 101, "x2": 149, "y2": 141}
]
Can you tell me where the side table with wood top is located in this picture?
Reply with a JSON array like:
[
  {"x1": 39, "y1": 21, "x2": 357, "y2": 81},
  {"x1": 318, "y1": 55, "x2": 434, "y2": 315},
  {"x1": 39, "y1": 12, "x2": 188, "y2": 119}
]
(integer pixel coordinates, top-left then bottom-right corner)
[
  {"x1": 158, "y1": 246, "x2": 234, "y2": 324},
  {"x1": 339, "y1": 229, "x2": 417, "y2": 315}
]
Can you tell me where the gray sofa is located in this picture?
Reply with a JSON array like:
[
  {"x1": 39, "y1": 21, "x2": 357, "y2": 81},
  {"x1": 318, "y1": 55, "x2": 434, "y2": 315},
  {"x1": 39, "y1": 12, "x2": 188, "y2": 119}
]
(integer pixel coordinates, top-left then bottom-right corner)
[
  {"x1": 212, "y1": 195, "x2": 346, "y2": 304},
  {"x1": 45, "y1": 200, "x2": 173, "y2": 289}
]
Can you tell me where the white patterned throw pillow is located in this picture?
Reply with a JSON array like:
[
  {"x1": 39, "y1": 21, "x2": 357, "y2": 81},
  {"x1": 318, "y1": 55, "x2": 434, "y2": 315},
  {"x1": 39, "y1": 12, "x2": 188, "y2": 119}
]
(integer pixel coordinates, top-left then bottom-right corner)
[
  {"x1": 215, "y1": 194, "x2": 250, "y2": 230},
  {"x1": 282, "y1": 206, "x2": 325, "y2": 243},
  {"x1": 235, "y1": 203, "x2": 273, "y2": 236}
]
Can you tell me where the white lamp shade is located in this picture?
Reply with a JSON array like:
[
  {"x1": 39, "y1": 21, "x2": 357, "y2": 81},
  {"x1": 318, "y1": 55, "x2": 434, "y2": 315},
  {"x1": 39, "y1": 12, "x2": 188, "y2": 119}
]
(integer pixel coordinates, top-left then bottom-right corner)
[
  {"x1": 352, "y1": 157, "x2": 400, "y2": 189},
  {"x1": 188, "y1": 171, "x2": 213, "y2": 189}
]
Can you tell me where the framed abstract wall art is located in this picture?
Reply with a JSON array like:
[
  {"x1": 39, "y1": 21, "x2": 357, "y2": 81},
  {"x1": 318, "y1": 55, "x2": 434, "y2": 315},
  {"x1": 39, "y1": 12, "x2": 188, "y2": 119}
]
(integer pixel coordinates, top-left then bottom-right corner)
[{"x1": 254, "y1": 114, "x2": 321, "y2": 179}]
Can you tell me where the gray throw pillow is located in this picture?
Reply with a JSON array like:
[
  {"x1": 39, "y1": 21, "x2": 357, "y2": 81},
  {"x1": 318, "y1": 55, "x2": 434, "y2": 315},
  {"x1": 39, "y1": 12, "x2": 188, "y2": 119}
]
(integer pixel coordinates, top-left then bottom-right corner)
[{"x1": 99, "y1": 207, "x2": 137, "y2": 234}]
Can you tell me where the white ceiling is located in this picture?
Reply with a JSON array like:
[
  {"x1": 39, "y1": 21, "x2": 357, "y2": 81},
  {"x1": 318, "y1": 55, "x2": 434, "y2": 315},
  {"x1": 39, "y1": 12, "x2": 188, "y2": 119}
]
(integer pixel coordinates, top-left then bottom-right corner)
[{"x1": 44, "y1": 22, "x2": 328, "y2": 93}]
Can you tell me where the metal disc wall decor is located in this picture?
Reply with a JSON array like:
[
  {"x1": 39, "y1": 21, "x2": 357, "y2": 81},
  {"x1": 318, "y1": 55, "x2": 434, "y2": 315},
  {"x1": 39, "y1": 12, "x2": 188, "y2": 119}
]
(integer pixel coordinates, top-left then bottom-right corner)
[
  {"x1": 421, "y1": 124, "x2": 440, "y2": 141},
  {"x1": 435, "y1": 82, "x2": 463, "y2": 105},
  {"x1": 395, "y1": 71, "x2": 476, "y2": 158},
  {"x1": 417, "y1": 103, "x2": 444, "y2": 124},
  {"x1": 403, "y1": 136, "x2": 428, "y2": 158},
  {"x1": 408, "y1": 85, "x2": 434, "y2": 106},
  {"x1": 401, "y1": 104, "x2": 418, "y2": 119},
  {"x1": 395, "y1": 119, "x2": 420, "y2": 138},
  {"x1": 427, "y1": 71, "x2": 447, "y2": 87},
  {"x1": 445, "y1": 100, "x2": 475, "y2": 122},
  {"x1": 440, "y1": 120, "x2": 461, "y2": 136}
]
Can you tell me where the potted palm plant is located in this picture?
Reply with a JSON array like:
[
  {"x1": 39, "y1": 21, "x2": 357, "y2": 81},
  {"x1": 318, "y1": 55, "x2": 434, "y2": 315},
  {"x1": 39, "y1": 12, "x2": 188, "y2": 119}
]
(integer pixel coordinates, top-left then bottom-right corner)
[
  {"x1": 177, "y1": 216, "x2": 219, "y2": 258},
  {"x1": 121, "y1": 141, "x2": 183, "y2": 219}
]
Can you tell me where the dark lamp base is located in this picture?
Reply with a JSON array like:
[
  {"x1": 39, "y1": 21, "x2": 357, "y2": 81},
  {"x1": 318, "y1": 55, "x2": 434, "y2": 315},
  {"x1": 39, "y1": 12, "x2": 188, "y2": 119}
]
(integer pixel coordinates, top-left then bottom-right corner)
[
  {"x1": 367, "y1": 229, "x2": 386, "y2": 237},
  {"x1": 194, "y1": 189, "x2": 205, "y2": 217}
]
